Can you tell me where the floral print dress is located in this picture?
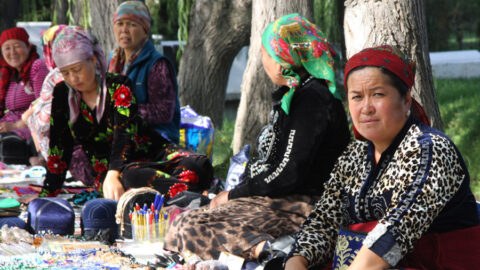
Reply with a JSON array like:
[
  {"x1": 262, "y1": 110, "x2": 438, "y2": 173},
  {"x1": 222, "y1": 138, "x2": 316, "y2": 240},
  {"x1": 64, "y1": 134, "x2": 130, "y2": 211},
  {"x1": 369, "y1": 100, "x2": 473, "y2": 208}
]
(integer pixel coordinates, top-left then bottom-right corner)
[{"x1": 42, "y1": 74, "x2": 212, "y2": 197}]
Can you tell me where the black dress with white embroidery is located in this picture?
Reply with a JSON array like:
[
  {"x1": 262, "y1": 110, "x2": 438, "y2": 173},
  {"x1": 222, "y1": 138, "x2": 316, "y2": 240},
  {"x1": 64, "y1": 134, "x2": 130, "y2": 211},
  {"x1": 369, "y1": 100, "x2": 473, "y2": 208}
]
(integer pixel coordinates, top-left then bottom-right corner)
[{"x1": 229, "y1": 78, "x2": 351, "y2": 199}]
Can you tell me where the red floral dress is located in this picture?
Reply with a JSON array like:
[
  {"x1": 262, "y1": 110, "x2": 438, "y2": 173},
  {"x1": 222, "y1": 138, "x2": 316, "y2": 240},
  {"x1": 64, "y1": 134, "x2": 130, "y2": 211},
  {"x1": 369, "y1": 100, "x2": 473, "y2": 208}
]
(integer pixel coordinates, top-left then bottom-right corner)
[{"x1": 42, "y1": 74, "x2": 212, "y2": 198}]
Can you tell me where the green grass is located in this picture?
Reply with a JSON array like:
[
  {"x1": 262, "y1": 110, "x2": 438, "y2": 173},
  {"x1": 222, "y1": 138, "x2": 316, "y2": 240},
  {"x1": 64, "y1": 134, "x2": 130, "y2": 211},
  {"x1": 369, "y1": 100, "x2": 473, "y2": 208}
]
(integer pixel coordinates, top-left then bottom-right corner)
[
  {"x1": 211, "y1": 78, "x2": 480, "y2": 199},
  {"x1": 212, "y1": 119, "x2": 235, "y2": 180},
  {"x1": 436, "y1": 78, "x2": 480, "y2": 199}
]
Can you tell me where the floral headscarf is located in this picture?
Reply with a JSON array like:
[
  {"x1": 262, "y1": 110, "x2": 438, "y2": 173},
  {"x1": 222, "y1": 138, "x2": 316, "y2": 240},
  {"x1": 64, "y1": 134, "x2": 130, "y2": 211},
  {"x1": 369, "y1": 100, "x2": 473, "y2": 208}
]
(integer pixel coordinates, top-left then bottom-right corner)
[
  {"x1": 52, "y1": 27, "x2": 107, "y2": 124},
  {"x1": 262, "y1": 13, "x2": 340, "y2": 114},
  {"x1": 41, "y1": 24, "x2": 68, "y2": 70}
]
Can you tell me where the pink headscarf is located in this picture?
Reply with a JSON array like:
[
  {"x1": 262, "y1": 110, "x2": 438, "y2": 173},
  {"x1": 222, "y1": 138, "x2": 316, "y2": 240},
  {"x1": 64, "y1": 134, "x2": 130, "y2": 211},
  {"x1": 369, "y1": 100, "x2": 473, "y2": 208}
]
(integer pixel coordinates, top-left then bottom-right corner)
[{"x1": 52, "y1": 27, "x2": 107, "y2": 124}]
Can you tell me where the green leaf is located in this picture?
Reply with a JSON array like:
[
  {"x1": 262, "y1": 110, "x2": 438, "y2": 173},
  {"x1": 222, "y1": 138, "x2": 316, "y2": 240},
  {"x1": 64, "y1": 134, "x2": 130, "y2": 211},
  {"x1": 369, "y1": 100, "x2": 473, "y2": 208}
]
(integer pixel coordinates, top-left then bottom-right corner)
[{"x1": 117, "y1": 107, "x2": 130, "y2": 117}]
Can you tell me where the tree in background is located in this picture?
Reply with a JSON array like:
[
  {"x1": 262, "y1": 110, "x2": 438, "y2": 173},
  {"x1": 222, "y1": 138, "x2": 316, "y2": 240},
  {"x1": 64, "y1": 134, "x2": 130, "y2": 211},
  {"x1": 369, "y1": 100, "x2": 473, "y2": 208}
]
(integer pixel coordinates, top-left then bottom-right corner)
[
  {"x1": 176, "y1": 0, "x2": 252, "y2": 128},
  {"x1": 425, "y1": 0, "x2": 480, "y2": 51},
  {"x1": 147, "y1": 0, "x2": 178, "y2": 40},
  {"x1": 233, "y1": 0, "x2": 314, "y2": 153},
  {"x1": 344, "y1": 0, "x2": 442, "y2": 130},
  {"x1": 54, "y1": 0, "x2": 121, "y2": 54},
  {"x1": 313, "y1": 0, "x2": 345, "y2": 58}
]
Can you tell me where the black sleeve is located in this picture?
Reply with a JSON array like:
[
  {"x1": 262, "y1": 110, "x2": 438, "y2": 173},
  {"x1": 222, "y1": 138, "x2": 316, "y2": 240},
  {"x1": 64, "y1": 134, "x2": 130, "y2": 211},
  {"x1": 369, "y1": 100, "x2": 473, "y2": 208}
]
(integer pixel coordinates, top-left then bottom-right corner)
[
  {"x1": 229, "y1": 86, "x2": 332, "y2": 199},
  {"x1": 42, "y1": 83, "x2": 74, "y2": 195},
  {"x1": 107, "y1": 75, "x2": 141, "y2": 171}
]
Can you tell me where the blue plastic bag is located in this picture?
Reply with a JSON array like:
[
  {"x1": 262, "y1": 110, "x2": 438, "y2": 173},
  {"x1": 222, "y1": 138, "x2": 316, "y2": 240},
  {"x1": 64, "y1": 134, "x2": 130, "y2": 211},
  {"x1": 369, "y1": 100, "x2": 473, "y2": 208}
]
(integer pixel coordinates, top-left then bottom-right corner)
[{"x1": 179, "y1": 106, "x2": 215, "y2": 160}]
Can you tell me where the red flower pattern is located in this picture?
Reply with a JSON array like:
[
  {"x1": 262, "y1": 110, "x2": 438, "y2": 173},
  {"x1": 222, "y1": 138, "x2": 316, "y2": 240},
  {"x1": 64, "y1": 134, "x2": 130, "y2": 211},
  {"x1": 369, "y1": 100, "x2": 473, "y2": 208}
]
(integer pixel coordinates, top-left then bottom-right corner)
[
  {"x1": 94, "y1": 160, "x2": 108, "y2": 173},
  {"x1": 82, "y1": 109, "x2": 93, "y2": 123},
  {"x1": 311, "y1": 40, "x2": 327, "y2": 58},
  {"x1": 178, "y1": 170, "x2": 199, "y2": 185},
  {"x1": 94, "y1": 174, "x2": 103, "y2": 192},
  {"x1": 278, "y1": 38, "x2": 295, "y2": 65},
  {"x1": 47, "y1": 155, "x2": 67, "y2": 174},
  {"x1": 113, "y1": 85, "x2": 132, "y2": 107},
  {"x1": 168, "y1": 183, "x2": 188, "y2": 198}
]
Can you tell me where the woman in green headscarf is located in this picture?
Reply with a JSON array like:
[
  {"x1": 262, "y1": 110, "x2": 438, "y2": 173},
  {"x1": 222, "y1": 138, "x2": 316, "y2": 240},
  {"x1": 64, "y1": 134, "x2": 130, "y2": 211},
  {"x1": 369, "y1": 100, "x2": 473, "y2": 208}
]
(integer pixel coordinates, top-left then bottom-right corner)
[{"x1": 165, "y1": 14, "x2": 350, "y2": 263}]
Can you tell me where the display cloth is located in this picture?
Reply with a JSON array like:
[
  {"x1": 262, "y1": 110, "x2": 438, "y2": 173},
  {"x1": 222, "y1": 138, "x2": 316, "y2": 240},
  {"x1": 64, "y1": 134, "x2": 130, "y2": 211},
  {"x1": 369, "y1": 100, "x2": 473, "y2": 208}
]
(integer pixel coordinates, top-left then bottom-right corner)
[{"x1": 0, "y1": 165, "x2": 261, "y2": 269}]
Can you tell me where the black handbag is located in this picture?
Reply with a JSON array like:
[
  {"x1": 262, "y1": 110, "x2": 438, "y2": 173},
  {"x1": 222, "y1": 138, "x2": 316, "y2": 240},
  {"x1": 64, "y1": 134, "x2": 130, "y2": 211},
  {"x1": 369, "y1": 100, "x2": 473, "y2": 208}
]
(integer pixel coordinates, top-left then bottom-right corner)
[{"x1": 0, "y1": 132, "x2": 31, "y2": 164}]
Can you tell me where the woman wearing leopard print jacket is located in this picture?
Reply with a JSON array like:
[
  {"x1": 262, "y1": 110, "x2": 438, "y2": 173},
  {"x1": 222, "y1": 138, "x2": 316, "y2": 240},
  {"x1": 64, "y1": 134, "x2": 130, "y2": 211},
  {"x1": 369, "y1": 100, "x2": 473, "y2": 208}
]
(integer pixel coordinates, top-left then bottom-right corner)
[{"x1": 285, "y1": 46, "x2": 480, "y2": 270}]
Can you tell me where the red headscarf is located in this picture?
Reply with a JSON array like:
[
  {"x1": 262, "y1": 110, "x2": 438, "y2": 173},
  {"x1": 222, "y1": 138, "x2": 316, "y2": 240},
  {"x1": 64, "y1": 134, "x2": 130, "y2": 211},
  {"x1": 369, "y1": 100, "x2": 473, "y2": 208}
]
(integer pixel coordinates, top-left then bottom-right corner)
[
  {"x1": 344, "y1": 45, "x2": 430, "y2": 140},
  {"x1": 0, "y1": 27, "x2": 39, "y2": 114}
]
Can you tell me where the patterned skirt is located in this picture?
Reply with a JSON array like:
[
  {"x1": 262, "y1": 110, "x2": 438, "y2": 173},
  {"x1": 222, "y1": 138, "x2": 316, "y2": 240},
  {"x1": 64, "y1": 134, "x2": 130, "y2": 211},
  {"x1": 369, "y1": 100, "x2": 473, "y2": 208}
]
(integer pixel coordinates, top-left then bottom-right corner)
[{"x1": 164, "y1": 194, "x2": 317, "y2": 260}]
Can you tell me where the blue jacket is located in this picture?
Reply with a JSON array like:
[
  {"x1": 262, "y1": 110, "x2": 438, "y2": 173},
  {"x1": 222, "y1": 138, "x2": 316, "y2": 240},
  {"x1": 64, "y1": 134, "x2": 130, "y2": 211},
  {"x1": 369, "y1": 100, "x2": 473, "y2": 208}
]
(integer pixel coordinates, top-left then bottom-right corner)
[{"x1": 123, "y1": 40, "x2": 180, "y2": 143}]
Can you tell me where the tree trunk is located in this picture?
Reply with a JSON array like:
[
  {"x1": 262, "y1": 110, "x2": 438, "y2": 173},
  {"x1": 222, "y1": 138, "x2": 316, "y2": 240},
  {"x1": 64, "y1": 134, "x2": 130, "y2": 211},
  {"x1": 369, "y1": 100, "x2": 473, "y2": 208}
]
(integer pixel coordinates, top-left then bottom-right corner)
[
  {"x1": 233, "y1": 0, "x2": 314, "y2": 154},
  {"x1": 87, "y1": 0, "x2": 121, "y2": 54},
  {"x1": 54, "y1": 0, "x2": 68, "y2": 25},
  {"x1": 177, "y1": 0, "x2": 252, "y2": 128},
  {"x1": 344, "y1": 0, "x2": 443, "y2": 130},
  {"x1": 54, "y1": 0, "x2": 121, "y2": 55}
]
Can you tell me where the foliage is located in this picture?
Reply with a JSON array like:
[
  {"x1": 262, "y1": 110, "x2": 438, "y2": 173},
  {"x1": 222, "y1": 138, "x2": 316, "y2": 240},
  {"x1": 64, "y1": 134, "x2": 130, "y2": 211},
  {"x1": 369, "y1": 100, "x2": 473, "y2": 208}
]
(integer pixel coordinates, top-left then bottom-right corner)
[
  {"x1": 176, "y1": 0, "x2": 194, "y2": 60},
  {"x1": 212, "y1": 119, "x2": 235, "y2": 180},
  {"x1": 20, "y1": 0, "x2": 51, "y2": 22},
  {"x1": 425, "y1": 0, "x2": 480, "y2": 51},
  {"x1": 146, "y1": 0, "x2": 179, "y2": 39},
  {"x1": 435, "y1": 78, "x2": 480, "y2": 198},
  {"x1": 313, "y1": 0, "x2": 343, "y2": 47}
]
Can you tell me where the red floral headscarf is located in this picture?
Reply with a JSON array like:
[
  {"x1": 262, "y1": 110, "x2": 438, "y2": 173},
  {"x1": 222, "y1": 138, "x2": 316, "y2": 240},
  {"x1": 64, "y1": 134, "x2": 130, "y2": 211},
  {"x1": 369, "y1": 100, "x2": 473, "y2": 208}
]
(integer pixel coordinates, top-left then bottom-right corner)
[{"x1": 344, "y1": 45, "x2": 430, "y2": 140}]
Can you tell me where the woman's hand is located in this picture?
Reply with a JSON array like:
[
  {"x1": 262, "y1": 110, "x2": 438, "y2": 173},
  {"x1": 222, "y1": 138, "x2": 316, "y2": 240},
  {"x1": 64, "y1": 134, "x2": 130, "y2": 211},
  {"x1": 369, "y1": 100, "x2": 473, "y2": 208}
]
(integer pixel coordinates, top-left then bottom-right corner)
[
  {"x1": 285, "y1": 256, "x2": 308, "y2": 270},
  {"x1": 102, "y1": 170, "x2": 125, "y2": 201},
  {"x1": 0, "y1": 121, "x2": 24, "y2": 133},
  {"x1": 209, "y1": 190, "x2": 229, "y2": 208}
]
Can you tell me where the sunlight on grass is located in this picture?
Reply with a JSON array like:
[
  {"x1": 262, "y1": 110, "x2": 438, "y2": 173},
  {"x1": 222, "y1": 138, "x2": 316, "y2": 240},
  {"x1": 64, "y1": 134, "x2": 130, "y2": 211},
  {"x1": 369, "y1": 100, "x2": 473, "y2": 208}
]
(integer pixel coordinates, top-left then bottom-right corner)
[{"x1": 436, "y1": 78, "x2": 480, "y2": 199}]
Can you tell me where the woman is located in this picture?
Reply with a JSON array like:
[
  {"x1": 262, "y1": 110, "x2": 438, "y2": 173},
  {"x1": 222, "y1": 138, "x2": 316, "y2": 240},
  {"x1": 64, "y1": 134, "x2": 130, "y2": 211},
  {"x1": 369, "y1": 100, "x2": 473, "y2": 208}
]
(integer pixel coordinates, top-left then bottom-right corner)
[
  {"x1": 2, "y1": 25, "x2": 95, "y2": 184},
  {"x1": 0, "y1": 27, "x2": 48, "y2": 164},
  {"x1": 109, "y1": 1, "x2": 180, "y2": 144},
  {"x1": 285, "y1": 45, "x2": 480, "y2": 269},
  {"x1": 165, "y1": 14, "x2": 350, "y2": 261},
  {"x1": 41, "y1": 27, "x2": 212, "y2": 200}
]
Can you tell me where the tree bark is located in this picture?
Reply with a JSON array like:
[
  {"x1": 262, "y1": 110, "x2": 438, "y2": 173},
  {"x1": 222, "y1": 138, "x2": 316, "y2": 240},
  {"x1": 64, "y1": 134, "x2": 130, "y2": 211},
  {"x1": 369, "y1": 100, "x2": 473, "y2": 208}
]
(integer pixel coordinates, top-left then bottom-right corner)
[
  {"x1": 54, "y1": 0, "x2": 121, "y2": 55},
  {"x1": 233, "y1": 0, "x2": 314, "y2": 154},
  {"x1": 54, "y1": 0, "x2": 68, "y2": 25},
  {"x1": 344, "y1": 0, "x2": 443, "y2": 130},
  {"x1": 177, "y1": 0, "x2": 252, "y2": 128},
  {"x1": 87, "y1": 0, "x2": 121, "y2": 54}
]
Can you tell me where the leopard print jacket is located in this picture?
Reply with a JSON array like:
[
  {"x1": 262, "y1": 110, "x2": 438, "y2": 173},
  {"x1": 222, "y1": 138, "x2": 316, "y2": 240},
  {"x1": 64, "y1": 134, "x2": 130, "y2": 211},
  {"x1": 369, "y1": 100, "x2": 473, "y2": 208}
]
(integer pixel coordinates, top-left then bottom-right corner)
[{"x1": 290, "y1": 117, "x2": 478, "y2": 267}]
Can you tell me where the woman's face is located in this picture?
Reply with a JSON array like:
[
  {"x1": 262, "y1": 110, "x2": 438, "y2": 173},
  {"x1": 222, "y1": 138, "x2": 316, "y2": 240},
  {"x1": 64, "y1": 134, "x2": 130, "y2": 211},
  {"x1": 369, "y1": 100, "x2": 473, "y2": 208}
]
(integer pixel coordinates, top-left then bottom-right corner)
[
  {"x1": 113, "y1": 19, "x2": 148, "y2": 53},
  {"x1": 347, "y1": 67, "x2": 411, "y2": 149},
  {"x1": 261, "y1": 46, "x2": 287, "y2": 86},
  {"x1": 59, "y1": 58, "x2": 97, "y2": 93},
  {"x1": 1, "y1": 39, "x2": 30, "y2": 71}
]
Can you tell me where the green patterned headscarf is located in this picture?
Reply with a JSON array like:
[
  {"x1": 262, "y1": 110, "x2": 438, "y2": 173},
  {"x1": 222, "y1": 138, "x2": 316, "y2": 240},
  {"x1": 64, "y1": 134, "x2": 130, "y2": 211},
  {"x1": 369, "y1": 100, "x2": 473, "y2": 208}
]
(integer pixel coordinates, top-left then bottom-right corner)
[{"x1": 262, "y1": 13, "x2": 340, "y2": 114}]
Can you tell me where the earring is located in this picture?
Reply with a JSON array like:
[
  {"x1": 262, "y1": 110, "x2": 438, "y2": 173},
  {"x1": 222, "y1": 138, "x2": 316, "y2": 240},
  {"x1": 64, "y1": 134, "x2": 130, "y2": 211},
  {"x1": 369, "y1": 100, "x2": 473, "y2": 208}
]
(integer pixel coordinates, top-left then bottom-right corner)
[{"x1": 407, "y1": 110, "x2": 411, "y2": 117}]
